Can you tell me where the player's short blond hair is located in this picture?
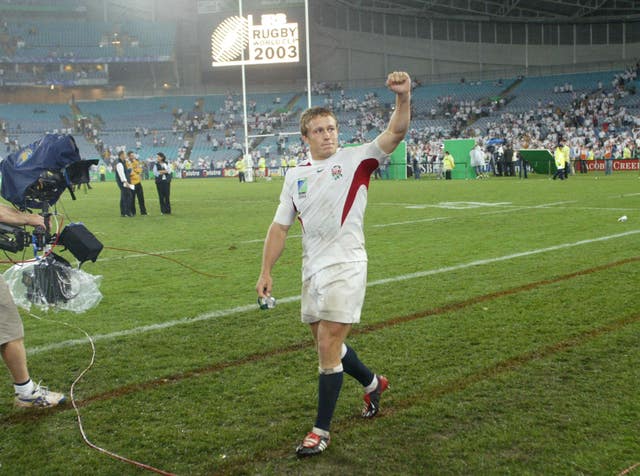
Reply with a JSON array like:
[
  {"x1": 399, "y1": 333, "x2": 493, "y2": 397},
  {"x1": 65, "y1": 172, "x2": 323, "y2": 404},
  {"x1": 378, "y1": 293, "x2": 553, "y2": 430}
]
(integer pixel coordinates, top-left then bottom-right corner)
[{"x1": 299, "y1": 107, "x2": 338, "y2": 138}]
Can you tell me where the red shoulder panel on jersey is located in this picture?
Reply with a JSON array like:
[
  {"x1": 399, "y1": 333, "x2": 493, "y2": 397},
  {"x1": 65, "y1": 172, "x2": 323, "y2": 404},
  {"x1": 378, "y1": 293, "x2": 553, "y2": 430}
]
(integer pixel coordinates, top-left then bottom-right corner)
[{"x1": 341, "y1": 158, "x2": 379, "y2": 226}]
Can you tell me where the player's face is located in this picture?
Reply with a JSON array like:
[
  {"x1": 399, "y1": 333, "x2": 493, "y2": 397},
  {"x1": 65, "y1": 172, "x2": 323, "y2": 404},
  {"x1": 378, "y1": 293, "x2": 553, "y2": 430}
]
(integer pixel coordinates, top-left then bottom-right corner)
[{"x1": 303, "y1": 115, "x2": 338, "y2": 160}]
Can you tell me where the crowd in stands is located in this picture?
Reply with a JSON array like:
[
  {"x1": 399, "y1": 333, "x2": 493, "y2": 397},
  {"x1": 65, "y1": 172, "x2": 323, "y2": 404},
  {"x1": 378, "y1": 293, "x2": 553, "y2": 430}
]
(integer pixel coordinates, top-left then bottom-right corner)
[
  {"x1": 53, "y1": 91, "x2": 302, "y2": 177},
  {"x1": 403, "y1": 63, "x2": 640, "y2": 176},
  {"x1": 0, "y1": 63, "x2": 639, "y2": 180}
]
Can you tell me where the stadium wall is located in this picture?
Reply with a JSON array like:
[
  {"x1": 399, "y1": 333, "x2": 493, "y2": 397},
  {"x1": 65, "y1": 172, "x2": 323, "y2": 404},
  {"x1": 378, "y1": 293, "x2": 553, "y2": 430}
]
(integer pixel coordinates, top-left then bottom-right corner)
[{"x1": 310, "y1": 24, "x2": 640, "y2": 84}]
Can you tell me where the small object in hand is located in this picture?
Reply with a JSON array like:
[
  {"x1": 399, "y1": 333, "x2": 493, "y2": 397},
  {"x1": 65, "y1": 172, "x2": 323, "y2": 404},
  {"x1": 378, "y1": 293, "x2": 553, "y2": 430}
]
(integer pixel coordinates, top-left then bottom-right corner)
[{"x1": 258, "y1": 296, "x2": 276, "y2": 310}]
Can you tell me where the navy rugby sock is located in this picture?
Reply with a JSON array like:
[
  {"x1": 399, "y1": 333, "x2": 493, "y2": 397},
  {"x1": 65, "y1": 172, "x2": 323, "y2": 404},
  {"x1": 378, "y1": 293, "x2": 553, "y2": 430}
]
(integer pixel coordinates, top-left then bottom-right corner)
[
  {"x1": 315, "y1": 366, "x2": 343, "y2": 432},
  {"x1": 341, "y1": 344, "x2": 375, "y2": 387}
]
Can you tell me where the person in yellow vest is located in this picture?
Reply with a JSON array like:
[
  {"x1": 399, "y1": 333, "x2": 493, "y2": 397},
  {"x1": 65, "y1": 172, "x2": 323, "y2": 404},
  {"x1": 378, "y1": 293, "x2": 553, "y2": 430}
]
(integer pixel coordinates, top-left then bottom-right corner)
[
  {"x1": 280, "y1": 156, "x2": 288, "y2": 176},
  {"x1": 235, "y1": 156, "x2": 246, "y2": 183},
  {"x1": 623, "y1": 142, "x2": 632, "y2": 159},
  {"x1": 99, "y1": 163, "x2": 107, "y2": 182},
  {"x1": 288, "y1": 156, "x2": 297, "y2": 169},
  {"x1": 127, "y1": 151, "x2": 147, "y2": 215},
  {"x1": 562, "y1": 141, "x2": 571, "y2": 177},
  {"x1": 442, "y1": 150, "x2": 455, "y2": 180},
  {"x1": 258, "y1": 156, "x2": 266, "y2": 178},
  {"x1": 553, "y1": 141, "x2": 567, "y2": 180}
]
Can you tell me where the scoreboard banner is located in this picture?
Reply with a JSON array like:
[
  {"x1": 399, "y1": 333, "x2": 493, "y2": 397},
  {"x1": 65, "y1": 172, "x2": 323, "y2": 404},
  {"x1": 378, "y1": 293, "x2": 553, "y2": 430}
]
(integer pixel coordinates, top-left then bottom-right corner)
[{"x1": 210, "y1": 13, "x2": 299, "y2": 67}]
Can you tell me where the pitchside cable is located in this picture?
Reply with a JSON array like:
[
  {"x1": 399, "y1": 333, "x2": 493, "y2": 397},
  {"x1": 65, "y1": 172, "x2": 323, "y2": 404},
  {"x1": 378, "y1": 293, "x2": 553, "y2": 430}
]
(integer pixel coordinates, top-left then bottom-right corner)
[
  {"x1": 104, "y1": 245, "x2": 225, "y2": 278},
  {"x1": 620, "y1": 462, "x2": 640, "y2": 475},
  {"x1": 55, "y1": 198, "x2": 219, "y2": 277},
  {"x1": 28, "y1": 312, "x2": 176, "y2": 476}
]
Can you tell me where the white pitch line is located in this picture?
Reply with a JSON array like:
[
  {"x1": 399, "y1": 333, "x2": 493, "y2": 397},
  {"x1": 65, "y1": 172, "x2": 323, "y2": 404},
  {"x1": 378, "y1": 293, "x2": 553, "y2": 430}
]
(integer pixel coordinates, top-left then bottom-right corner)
[
  {"x1": 372, "y1": 217, "x2": 449, "y2": 228},
  {"x1": 27, "y1": 228, "x2": 640, "y2": 356},
  {"x1": 478, "y1": 201, "x2": 577, "y2": 216},
  {"x1": 530, "y1": 200, "x2": 578, "y2": 208},
  {"x1": 561, "y1": 207, "x2": 637, "y2": 211},
  {"x1": 407, "y1": 201, "x2": 513, "y2": 210},
  {"x1": 609, "y1": 192, "x2": 640, "y2": 198},
  {"x1": 241, "y1": 234, "x2": 302, "y2": 244}
]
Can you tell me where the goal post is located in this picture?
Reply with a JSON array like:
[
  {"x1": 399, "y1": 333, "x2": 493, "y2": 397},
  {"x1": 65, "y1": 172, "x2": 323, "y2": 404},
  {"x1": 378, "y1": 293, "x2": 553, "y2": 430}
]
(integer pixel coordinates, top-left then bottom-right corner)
[{"x1": 205, "y1": 0, "x2": 311, "y2": 166}]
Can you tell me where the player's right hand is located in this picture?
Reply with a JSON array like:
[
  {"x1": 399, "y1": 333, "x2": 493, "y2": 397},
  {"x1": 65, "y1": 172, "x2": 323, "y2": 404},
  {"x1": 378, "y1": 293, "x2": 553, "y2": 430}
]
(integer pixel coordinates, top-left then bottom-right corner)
[{"x1": 255, "y1": 275, "x2": 272, "y2": 298}]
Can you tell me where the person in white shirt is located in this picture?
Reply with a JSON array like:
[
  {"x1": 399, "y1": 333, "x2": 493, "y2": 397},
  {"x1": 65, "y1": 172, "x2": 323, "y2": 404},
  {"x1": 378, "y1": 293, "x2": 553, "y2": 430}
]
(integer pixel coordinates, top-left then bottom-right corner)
[
  {"x1": 115, "y1": 150, "x2": 133, "y2": 217},
  {"x1": 470, "y1": 143, "x2": 486, "y2": 178},
  {"x1": 256, "y1": 71, "x2": 411, "y2": 458}
]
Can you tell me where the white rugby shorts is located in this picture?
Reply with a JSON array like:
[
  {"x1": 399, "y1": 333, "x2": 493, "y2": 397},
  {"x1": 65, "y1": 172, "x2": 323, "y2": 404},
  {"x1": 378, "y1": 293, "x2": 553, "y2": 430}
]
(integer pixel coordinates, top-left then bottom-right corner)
[{"x1": 301, "y1": 261, "x2": 367, "y2": 324}]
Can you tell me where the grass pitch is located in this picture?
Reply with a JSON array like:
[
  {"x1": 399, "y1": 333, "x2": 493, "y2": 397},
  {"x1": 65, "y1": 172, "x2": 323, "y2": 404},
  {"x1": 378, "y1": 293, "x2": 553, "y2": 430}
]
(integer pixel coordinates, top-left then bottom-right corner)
[{"x1": 1, "y1": 171, "x2": 639, "y2": 475}]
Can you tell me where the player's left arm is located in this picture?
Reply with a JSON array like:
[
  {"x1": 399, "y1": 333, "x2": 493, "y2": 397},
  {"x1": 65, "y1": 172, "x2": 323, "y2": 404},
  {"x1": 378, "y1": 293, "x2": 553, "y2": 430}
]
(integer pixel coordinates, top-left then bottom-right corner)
[{"x1": 376, "y1": 71, "x2": 412, "y2": 155}]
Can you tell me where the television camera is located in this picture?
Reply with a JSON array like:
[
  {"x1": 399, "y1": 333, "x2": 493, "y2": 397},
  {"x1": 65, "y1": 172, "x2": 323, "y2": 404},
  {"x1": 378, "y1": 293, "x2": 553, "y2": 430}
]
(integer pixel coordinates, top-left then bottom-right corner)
[{"x1": 0, "y1": 134, "x2": 103, "y2": 309}]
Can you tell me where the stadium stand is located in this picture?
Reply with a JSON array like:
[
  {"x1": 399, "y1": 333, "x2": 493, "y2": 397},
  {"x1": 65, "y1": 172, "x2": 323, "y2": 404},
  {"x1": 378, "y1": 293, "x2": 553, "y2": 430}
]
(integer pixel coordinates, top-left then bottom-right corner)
[
  {"x1": 1, "y1": 20, "x2": 174, "y2": 62},
  {"x1": 0, "y1": 65, "x2": 638, "y2": 179},
  {"x1": 0, "y1": 14, "x2": 176, "y2": 88},
  {"x1": 506, "y1": 72, "x2": 620, "y2": 112}
]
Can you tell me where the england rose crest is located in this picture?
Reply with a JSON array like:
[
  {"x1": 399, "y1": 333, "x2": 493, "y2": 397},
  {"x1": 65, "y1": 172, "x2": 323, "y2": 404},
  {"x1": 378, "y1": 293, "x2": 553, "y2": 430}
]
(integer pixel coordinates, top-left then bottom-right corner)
[{"x1": 331, "y1": 164, "x2": 343, "y2": 180}]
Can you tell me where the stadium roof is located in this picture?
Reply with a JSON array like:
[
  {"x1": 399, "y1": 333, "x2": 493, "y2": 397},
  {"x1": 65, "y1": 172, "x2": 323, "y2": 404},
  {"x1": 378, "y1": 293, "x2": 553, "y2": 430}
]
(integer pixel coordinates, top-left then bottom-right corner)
[{"x1": 336, "y1": 0, "x2": 640, "y2": 21}]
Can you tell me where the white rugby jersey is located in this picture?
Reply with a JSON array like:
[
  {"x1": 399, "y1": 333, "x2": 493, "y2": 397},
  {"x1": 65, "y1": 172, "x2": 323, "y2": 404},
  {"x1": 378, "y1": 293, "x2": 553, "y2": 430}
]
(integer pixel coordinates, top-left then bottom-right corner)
[{"x1": 273, "y1": 140, "x2": 388, "y2": 281}]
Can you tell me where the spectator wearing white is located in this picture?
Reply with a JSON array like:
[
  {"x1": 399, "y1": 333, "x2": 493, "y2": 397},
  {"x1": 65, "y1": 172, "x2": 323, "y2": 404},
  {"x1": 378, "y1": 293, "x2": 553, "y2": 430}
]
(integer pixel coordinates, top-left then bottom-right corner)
[{"x1": 470, "y1": 143, "x2": 485, "y2": 179}]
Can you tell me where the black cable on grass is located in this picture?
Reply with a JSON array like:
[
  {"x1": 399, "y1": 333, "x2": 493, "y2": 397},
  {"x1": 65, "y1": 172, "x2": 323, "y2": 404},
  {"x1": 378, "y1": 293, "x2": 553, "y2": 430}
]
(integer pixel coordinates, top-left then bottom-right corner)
[{"x1": 104, "y1": 245, "x2": 225, "y2": 278}]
